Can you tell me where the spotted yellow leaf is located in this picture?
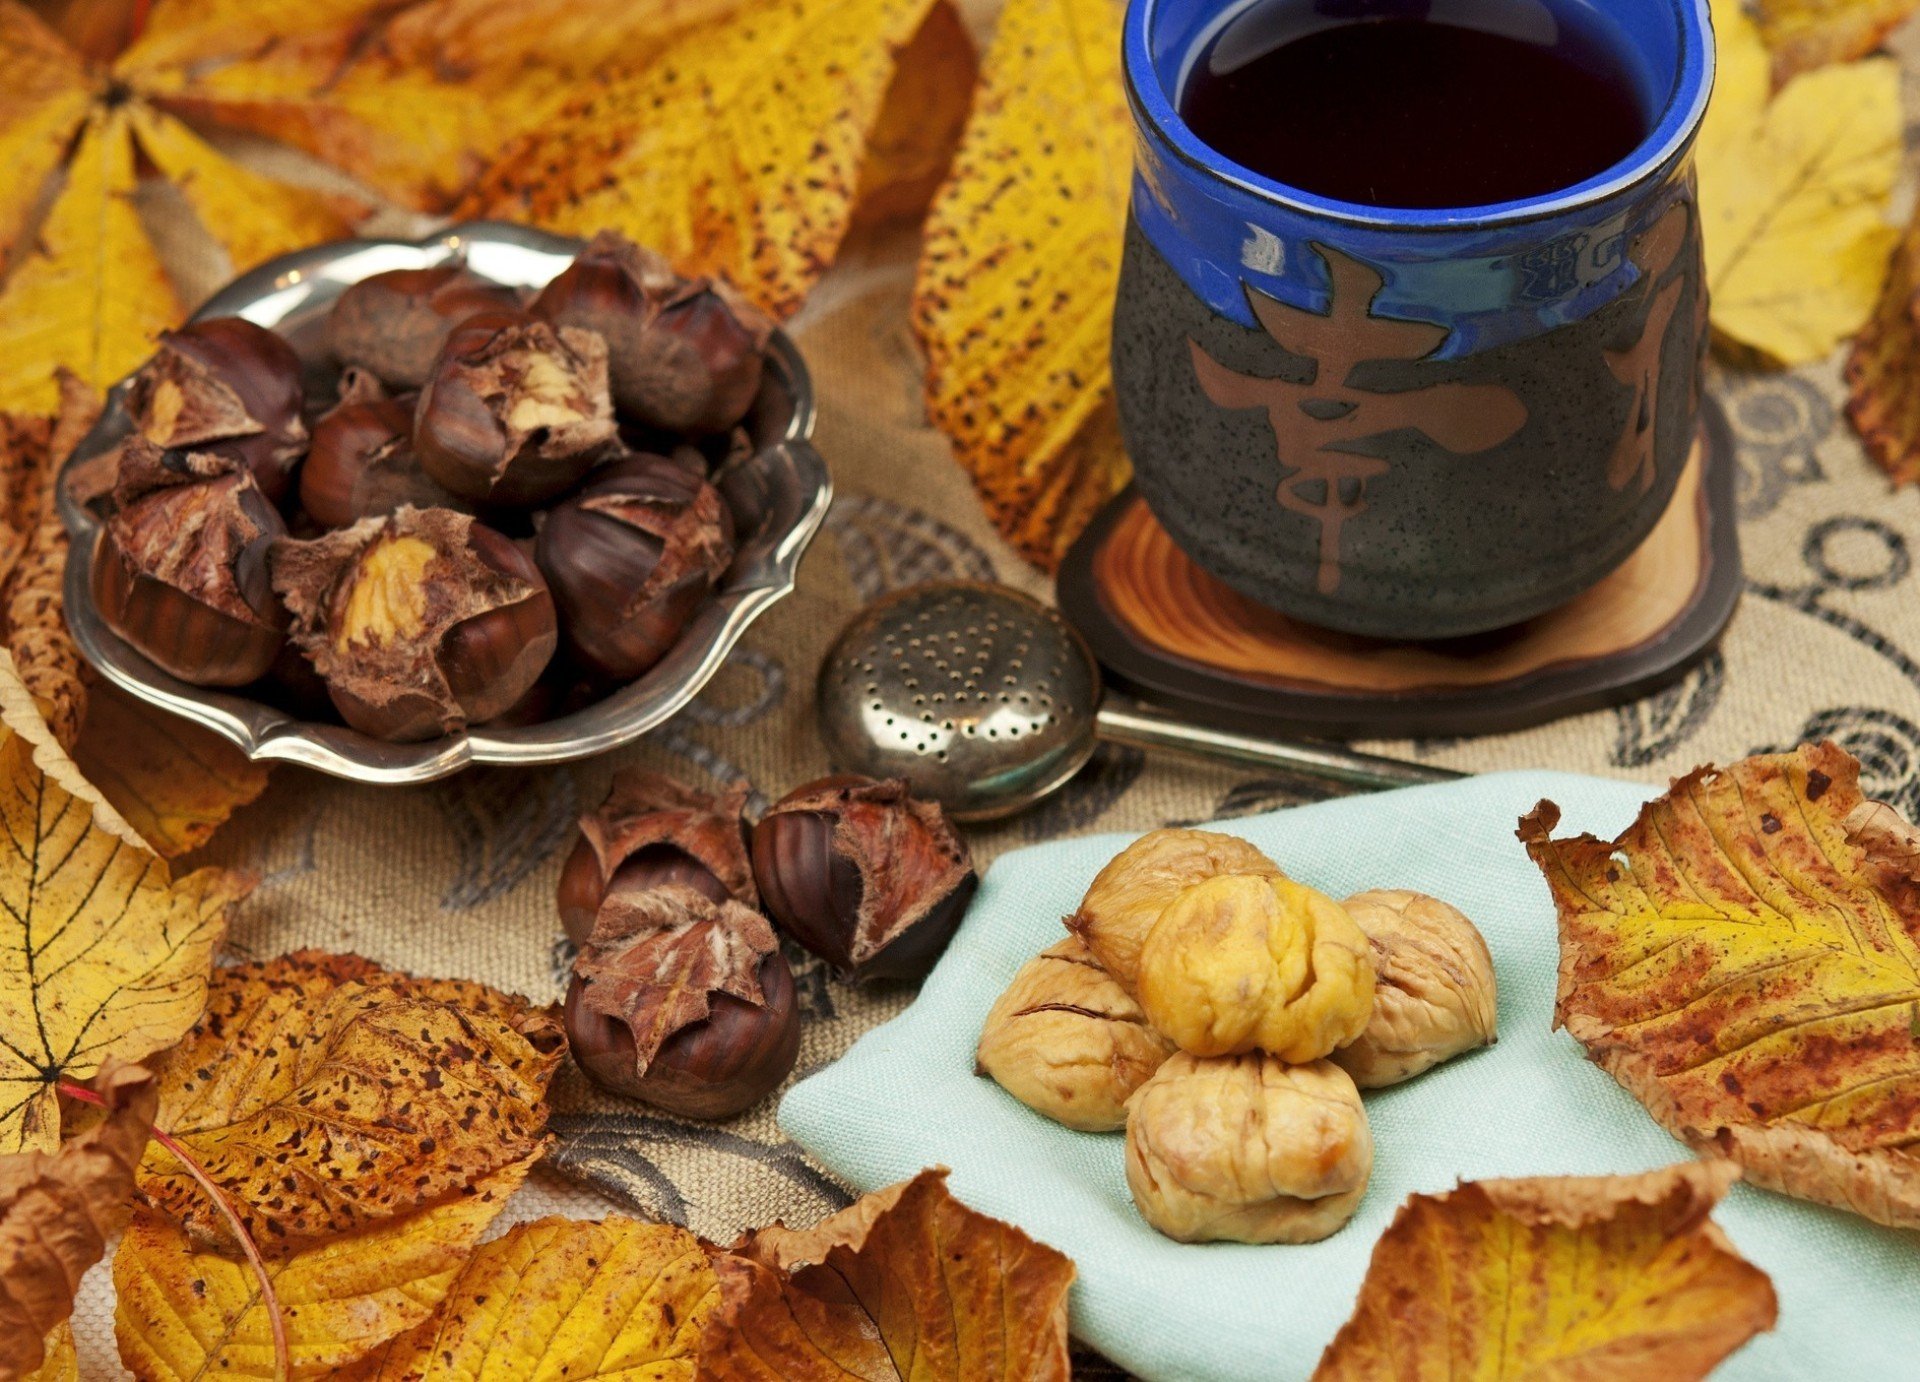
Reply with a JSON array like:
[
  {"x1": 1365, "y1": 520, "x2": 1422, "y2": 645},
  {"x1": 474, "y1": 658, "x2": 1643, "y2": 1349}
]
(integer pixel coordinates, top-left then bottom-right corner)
[
  {"x1": 0, "y1": 3, "x2": 92, "y2": 279},
  {"x1": 1314, "y1": 1162, "x2": 1776, "y2": 1380},
  {"x1": 24, "y1": 1325, "x2": 77, "y2": 1382},
  {"x1": 0, "y1": 653, "x2": 243, "y2": 1153},
  {"x1": 340, "y1": 1216, "x2": 719, "y2": 1380},
  {"x1": 1696, "y1": 0, "x2": 1900, "y2": 365},
  {"x1": 0, "y1": 107, "x2": 180, "y2": 413},
  {"x1": 911, "y1": 0, "x2": 1133, "y2": 569},
  {"x1": 1755, "y1": 0, "x2": 1920, "y2": 82},
  {"x1": 461, "y1": 0, "x2": 948, "y2": 317},
  {"x1": 113, "y1": 1157, "x2": 535, "y2": 1381},
  {"x1": 1520, "y1": 742, "x2": 1920, "y2": 1229}
]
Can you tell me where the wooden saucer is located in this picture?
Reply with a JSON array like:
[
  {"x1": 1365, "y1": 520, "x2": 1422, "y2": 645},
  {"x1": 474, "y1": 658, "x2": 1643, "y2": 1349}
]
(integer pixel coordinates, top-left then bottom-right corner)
[{"x1": 1056, "y1": 398, "x2": 1740, "y2": 740}]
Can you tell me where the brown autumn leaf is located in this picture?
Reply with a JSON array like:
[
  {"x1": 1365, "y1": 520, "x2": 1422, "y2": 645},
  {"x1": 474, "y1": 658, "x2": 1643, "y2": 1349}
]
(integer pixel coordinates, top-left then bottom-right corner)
[
  {"x1": 0, "y1": 651, "x2": 244, "y2": 1155},
  {"x1": 136, "y1": 950, "x2": 563, "y2": 1252},
  {"x1": 911, "y1": 0, "x2": 1132, "y2": 569},
  {"x1": 462, "y1": 0, "x2": 958, "y2": 318},
  {"x1": 0, "y1": 1061, "x2": 154, "y2": 1381},
  {"x1": 336, "y1": 1216, "x2": 719, "y2": 1380},
  {"x1": 701, "y1": 1167, "x2": 1075, "y2": 1380},
  {"x1": 1754, "y1": 0, "x2": 1920, "y2": 83},
  {"x1": 72, "y1": 682, "x2": 272, "y2": 858},
  {"x1": 1519, "y1": 741, "x2": 1920, "y2": 1229},
  {"x1": 1845, "y1": 203, "x2": 1920, "y2": 485},
  {"x1": 115, "y1": 1155, "x2": 536, "y2": 1381},
  {"x1": 849, "y1": 0, "x2": 979, "y2": 232},
  {"x1": 1313, "y1": 1161, "x2": 1777, "y2": 1381}
]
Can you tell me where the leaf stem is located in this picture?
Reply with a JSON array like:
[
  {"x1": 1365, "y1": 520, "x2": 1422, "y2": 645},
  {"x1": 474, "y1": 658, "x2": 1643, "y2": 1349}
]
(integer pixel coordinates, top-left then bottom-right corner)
[{"x1": 61, "y1": 1080, "x2": 290, "y2": 1381}]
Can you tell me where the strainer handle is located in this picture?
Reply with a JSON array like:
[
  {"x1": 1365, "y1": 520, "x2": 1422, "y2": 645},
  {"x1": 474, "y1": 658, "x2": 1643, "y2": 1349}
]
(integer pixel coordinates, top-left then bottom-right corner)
[{"x1": 1094, "y1": 702, "x2": 1464, "y2": 793}]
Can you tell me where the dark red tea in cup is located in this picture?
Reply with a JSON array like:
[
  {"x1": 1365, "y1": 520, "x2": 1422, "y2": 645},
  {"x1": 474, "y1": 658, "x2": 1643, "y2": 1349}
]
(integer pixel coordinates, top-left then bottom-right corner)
[{"x1": 1179, "y1": 0, "x2": 1652, "y2": 209}]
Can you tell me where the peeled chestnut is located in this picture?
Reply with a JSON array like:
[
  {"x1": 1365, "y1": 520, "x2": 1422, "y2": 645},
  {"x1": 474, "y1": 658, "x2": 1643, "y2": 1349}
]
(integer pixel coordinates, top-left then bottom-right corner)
[
  {"x1": 557, "y1": 768, "x2": 757, "y2": 945},
  {"x1": 533, "y1": 230, "x2": 773, "y2": 434},
  {"x1": 413, "y1": 310, "x2": 618, "y2": 507},
  {"x1": 91, "y1": 439, "x2": 287, "y2": 686},
  {"x1": 751, "y1": 775, "x2": 976, "y2": 984},
  {"x1": 123, "y1": 317, "x2": 308, "y2": 505},
  {"x1": 271, "y1": 506, "x2": 557, "y2": 741},
  {"x1": 326, "y1": 265, "x2": 522, "y2": 390},
  {"x1": 533, "y1": 453, "x2": 735, "y2": 682},
  {"x1": 300, "y1": 390, "x2": 463, "y2": 529},
  {"x1": 564, "y1": 885, "x2": 800, "y2": 1119}
]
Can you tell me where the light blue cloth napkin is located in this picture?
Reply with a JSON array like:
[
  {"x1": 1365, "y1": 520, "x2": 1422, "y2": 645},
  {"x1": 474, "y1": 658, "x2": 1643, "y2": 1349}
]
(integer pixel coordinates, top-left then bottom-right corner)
[{"x1": 779, "y1": 770, "x2": 1920, "y2": 1381}]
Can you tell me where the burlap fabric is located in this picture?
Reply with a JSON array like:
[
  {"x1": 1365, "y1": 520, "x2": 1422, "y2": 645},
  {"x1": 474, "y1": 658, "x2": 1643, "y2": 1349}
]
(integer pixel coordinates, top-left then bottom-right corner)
[{"x1": 63, "y1": 17, "x2": 1920, "y2": 1376}]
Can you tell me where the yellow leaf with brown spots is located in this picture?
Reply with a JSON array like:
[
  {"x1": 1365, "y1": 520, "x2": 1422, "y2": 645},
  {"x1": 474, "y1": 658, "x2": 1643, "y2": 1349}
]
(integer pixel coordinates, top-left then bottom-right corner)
[
  {"x1": 1519, "y1": 742, "x2": 1920, "y2": 1229},
  {"x1": 1696, "y1": 0, "x2": 1900, "y2": 365},
  {"x1": 0, "y1": 3, "x2": 92, "y2": 280},
  {"x1": 1313, "y1": 1162, "x2": 1776, "y2": 1381},
  {"x1": 0, "y1": 107, "x2": 180, "y2": 413},
  {"x1": 137, "y1": 950, "x2": 562, "y2": 1252},
  {"x1": 0, "y1": 652, "x2": 242, "y2": 1155},
  {"x1": 1755, "y1": 0, "x2": 1920, "y2": 82},
  {"x1": 113, "y1": 1156, "x2": 535, "y2": 1381},
  {"x1": 339, "y1": 1216, "x2": 718, "y2": 1380},
  {"x1": 72, "y1": 682, "x2": 272, "y2": 858},
  {"x1": 910, "y1": 0, "x2": 1133, "y2": 569},
  {"x1": 460, "y1": 0, "x2": 951, "y2": 317},
  {"x1": 1845, "y1": 202, "x2": 1920, "y2": 484}
]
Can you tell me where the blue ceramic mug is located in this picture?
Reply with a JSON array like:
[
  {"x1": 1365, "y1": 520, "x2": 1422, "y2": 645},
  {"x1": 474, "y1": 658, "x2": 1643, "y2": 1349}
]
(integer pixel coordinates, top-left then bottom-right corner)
[{"x1": 1112, "y1": 0, "x2": 1714, "y2": 638}]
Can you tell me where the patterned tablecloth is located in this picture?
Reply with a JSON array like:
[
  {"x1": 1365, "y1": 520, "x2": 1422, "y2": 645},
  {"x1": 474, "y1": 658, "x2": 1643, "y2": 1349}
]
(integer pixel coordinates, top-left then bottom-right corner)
[{"x1": 65, "y1": 15, "x2": 1920, "y2": 1377}]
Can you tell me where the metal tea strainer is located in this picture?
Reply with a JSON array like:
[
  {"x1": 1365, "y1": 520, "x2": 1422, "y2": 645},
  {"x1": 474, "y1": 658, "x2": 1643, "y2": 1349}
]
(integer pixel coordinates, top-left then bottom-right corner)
[{"x1": 816, "y1": 581, "x2": 1462, "y2": 821}]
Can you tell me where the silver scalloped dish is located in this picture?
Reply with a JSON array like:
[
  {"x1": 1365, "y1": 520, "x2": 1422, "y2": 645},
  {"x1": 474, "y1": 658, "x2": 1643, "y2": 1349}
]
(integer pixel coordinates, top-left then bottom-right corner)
[{"x1": 56, "y1": 220, "x2": 832, "y2": 784}]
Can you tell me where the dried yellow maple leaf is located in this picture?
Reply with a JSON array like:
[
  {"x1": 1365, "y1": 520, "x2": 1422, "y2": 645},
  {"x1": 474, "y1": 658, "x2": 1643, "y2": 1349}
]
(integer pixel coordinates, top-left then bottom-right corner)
[
  {"x1": 1313, "y1": 1161, "x2": 1776, "y2": 1381},
  {"x1": 0, "y1": 652, "x2": 244, "y2": 1155},
  {"x1": 702, "y1": 1167, "x2": 1075, "y2": 1380},
  {"x1": 0, "y1": 1062, "x2": 154, "y2": 1380},
  {"x1": 114, "y1": 1155, "x2": 536, "y2": 1381},
  {"x1": 137, "y1": 950, "x2": 562, "y2": 1251},
  {"x1": 1695, "y1": 0, "x2": 1901, "y2": 365},
  {"x1": 73, "y1": 683, "x2": 272, "y2": 859},
  {"x1": 463, "y1": 0, "x2": 954, "y2": 318},
  {"x1": 339, "y1": 1215, "x2": 718, "y2": 1380},
  {"x1": 1520, "y1": 742, "x2": 1920, "y2": 1229},
  {"x1": 1755, "y1": 0, "x2": 1920, "y2": 83},
  {"x1": 1846, "y1": 196, "x2": 1920, "y2": 484},
  {"x1": 911, "y1": 0, "x2": 1133, "y2": 569}
]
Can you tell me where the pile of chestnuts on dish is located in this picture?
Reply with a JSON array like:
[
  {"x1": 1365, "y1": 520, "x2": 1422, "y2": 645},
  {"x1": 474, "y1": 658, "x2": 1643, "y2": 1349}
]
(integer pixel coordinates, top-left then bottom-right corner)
[
  {"x1": 86, "y1": 231, "x2": 771, "y2": 742},
  {"x1": 559, "y1": 768, "x2": 977, "y2": 1120}
]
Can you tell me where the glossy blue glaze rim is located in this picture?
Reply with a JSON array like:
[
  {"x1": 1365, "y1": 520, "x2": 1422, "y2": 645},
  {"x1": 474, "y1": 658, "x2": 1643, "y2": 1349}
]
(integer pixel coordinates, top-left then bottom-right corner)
[{"x1": 1122, "y1": 0, "x2": 1716, "y2": 230}]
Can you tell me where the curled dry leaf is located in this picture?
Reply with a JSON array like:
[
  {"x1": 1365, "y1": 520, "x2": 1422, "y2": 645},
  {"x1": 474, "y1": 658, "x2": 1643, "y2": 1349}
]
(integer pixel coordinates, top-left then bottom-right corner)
[
  {"x1": 911, "y1": 0, "x2": 1133, "y2": 568},
  {"x1": 1695, "y1": 0, "x2": 1900, "y2": 365},
  {"x1": 1845, "y1": 194, "x2": 1920, "y2": 485},
  {"x1": 337, "y1": 1215, "x2": 718, "y2": 1380},
  {"x1": 0, "y1": 653, "x2": 244, "y2": 1154},
  {"x1": 114, "y1": 1156, "x2": 537, "y2": 1381},
  {"x1": 0, "y1": 1061, "x2": 154, "y2": 1381},
  {"x1": 1313, "y1": 1161, "x2": 1777, "y2": 1381},
  {"x1": 463, "y1": 0, "x2": 954, "y2": 318},
  {"x1": 1519, "y1": 742, "x2": 1920, "y2": 1229},
  {"x1": 1754, "y1": 0, "x2": 1920, "y2": 83},
  {"x1": 137, "y1": 950, "x2": 563, "y2": 1251},
  {"x1": 703, "y1": 1167, "x2": 1075, "y2": 1380}
]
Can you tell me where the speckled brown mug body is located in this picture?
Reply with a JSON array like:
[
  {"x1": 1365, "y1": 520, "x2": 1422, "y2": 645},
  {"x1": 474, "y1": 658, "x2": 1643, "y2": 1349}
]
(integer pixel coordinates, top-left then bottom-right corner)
[{"x1": 1115, "y1": 0, "x2": 1715, "y2": 639}]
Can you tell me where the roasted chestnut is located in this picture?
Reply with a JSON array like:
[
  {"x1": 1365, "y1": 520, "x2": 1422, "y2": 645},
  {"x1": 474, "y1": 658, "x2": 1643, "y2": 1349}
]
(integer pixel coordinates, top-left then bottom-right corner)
[
  {"x1": 123, "y1": 317, "x2": 308, "y2": 505},
  {"x1": 533, "y1": 453, "x2": 734, "y2": 682},
  {"x1": 271, "y1": 506, "x2": 557, "y2": 741},
  {"x1": 413, "y1": 310, "x2": 618, "y2": 507},
  {"x1": 564, "y1": 885, "x2": 800, "y2": 1119},
  {"x1": 326, "y1": 265, "x2": 522, "y2": 390},
  {"x1": 533, "y1": 231, "x2": 773, "y2": 434},
  {"x1": 300, "y1": 389, "x2": 464, "y2": 529},
  {"x1": 91, "y1": 439, "x2": 287, "y2": 686},
  {"x1": 751, "y1": 774, "x2": 976, "y2": 984},
  {"x1": 557, "y1": 768, "x2": 757, "y2": 945}
]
